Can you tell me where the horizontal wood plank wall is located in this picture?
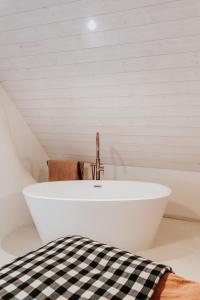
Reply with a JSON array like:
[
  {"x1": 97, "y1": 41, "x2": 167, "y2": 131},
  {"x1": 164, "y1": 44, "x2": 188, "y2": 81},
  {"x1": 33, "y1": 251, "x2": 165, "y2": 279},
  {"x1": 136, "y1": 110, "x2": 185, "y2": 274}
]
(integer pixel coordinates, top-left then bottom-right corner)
[{"x1": 0, "y1": 0, "x2": 200, "y2": 171}]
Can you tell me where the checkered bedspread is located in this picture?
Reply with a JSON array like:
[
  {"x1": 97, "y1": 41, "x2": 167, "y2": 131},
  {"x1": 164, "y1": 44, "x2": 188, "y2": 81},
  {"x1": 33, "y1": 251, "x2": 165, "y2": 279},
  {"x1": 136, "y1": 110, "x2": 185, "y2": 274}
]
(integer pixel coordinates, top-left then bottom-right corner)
[{"x1": 0, "y1": 236, "x2": 171, "y2": 300}]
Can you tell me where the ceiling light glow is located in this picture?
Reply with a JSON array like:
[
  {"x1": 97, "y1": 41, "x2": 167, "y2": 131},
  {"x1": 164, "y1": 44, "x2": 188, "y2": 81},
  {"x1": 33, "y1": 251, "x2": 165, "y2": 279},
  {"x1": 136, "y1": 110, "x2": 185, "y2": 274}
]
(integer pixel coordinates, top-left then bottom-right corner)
[{"x1": 87, "y1": 19, "x2": 97, "y2": 31}]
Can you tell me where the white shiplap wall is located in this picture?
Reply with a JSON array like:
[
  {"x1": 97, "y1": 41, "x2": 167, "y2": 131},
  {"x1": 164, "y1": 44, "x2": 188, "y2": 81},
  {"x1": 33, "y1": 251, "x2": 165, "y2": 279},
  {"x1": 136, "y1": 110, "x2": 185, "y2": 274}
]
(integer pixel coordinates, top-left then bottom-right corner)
[{"x1": 1, "y1": 0, "x2": 200, "y2": 171}]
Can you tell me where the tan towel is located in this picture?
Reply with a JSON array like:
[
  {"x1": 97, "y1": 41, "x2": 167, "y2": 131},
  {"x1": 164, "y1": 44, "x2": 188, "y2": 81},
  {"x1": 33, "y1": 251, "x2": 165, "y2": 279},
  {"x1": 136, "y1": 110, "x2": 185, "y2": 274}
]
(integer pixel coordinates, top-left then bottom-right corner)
[
  {"x1": 47, "y1": 160, "x2": 84, "y2": 181},
  {"x1": 152, "y1": 272, "x2": 200, "y2": 300}
]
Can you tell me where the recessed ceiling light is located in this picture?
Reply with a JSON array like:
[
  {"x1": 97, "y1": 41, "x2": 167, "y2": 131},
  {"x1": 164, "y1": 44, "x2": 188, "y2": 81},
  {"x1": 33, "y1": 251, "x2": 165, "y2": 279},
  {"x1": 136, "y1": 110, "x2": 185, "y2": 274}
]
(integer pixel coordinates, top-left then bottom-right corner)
[{"x1": 87, "y1": 19, "x2": 97, "y2": 31}]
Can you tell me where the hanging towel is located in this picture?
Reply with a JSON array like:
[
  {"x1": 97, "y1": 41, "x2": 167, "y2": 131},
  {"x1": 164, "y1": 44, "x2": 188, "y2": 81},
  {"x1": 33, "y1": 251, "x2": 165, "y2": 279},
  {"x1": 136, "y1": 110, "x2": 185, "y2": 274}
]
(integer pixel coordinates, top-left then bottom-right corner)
[{"x1": 47, "y1": 160, "x2": 84, "y2": 181}]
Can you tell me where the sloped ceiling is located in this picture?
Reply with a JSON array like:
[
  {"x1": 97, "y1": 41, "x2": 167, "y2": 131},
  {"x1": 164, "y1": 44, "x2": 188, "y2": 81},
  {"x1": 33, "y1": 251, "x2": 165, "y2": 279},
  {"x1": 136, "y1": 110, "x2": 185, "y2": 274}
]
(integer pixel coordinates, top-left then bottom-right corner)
[{"x1": 1, "y1": 0, "x2": 200, "y2": 171}]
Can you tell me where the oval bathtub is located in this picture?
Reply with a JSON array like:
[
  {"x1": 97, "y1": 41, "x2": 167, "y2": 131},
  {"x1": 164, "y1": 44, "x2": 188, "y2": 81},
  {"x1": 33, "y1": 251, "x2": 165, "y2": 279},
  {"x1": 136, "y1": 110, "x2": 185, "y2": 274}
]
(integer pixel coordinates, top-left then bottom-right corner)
[{"x1": 23, "y1": 180, "x2": 171, "y2": 253}]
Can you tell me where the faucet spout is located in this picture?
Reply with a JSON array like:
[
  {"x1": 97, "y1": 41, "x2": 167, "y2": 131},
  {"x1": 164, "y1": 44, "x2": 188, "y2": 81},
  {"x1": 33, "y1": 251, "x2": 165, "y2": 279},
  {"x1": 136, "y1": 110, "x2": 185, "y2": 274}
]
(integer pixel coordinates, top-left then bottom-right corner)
[
  {"x1": 96, "y1": 132, "x2": 100, "y2": 180},
  {"x1": 96, "y1": 132, "x2": 100, "y2": 160}
]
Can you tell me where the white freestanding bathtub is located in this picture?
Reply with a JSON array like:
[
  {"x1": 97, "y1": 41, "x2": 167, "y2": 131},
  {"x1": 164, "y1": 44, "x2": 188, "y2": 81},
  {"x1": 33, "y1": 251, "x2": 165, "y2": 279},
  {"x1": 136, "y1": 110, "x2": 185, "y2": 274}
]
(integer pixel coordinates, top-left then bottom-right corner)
[{"x1": 23, "y1": 180, "x2": 171, "y2": 253}]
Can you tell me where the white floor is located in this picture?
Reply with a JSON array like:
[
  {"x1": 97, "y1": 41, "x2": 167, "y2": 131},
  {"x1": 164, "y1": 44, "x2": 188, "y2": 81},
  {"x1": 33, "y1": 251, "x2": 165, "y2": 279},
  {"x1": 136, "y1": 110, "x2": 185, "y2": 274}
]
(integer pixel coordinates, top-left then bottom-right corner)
[{"x1": 1, "y1": 218, "x2": 200, "y2": 282}]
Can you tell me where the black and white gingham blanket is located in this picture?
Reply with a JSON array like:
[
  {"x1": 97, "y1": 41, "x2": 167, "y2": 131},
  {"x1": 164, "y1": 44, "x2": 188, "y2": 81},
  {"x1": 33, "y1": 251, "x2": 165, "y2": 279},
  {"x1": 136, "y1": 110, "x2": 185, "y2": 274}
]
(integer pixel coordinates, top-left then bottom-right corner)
[{"x1": 0, "y1": 236, "x2": 171, "y2": 300}]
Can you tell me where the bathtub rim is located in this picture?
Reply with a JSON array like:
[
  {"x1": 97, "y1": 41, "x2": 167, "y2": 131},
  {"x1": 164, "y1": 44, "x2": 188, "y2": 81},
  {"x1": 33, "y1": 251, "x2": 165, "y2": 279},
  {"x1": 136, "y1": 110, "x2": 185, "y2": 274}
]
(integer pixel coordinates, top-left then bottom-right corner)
[{"x1": 23, "y1": 180, "x2": 171, "y2": 202}]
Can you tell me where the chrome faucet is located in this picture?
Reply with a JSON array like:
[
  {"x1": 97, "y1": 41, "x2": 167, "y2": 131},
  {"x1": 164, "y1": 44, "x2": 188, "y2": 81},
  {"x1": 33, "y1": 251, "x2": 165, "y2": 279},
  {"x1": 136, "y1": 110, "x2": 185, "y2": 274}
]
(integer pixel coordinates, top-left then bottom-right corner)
[{"x1": 91, "y1": 132, "x2": 104, "y2": 180}]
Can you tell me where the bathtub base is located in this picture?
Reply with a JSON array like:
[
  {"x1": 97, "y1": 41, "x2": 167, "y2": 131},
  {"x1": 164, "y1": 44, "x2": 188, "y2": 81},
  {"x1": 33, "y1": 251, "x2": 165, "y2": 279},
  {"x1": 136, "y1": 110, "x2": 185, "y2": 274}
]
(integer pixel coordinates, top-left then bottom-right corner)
[{"x1": 26, "y1": 198, "x2": 167, "y2": 252}]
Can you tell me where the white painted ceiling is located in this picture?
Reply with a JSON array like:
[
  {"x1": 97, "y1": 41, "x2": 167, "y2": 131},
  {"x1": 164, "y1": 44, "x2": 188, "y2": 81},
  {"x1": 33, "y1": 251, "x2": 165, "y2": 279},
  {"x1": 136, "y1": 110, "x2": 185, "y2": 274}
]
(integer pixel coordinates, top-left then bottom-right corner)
[{"x1": 1, "y1": 0, "x2": 200, "y2": 171}]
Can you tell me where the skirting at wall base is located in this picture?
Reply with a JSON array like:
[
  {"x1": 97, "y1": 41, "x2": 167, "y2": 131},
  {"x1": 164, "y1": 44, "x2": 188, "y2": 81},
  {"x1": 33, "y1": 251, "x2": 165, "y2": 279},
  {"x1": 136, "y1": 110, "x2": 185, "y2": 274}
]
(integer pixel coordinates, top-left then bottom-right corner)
[{"x1": 165, "y1": 214, "x2": 200, "y2": 224}]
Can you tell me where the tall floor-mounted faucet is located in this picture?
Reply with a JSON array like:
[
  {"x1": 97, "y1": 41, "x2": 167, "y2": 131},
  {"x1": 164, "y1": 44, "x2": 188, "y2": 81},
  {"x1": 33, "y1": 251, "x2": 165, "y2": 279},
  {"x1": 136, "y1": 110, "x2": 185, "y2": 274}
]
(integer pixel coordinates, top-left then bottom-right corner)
[{"x1": 91, "y1": 132, "x2": 104, "y2": 180}]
